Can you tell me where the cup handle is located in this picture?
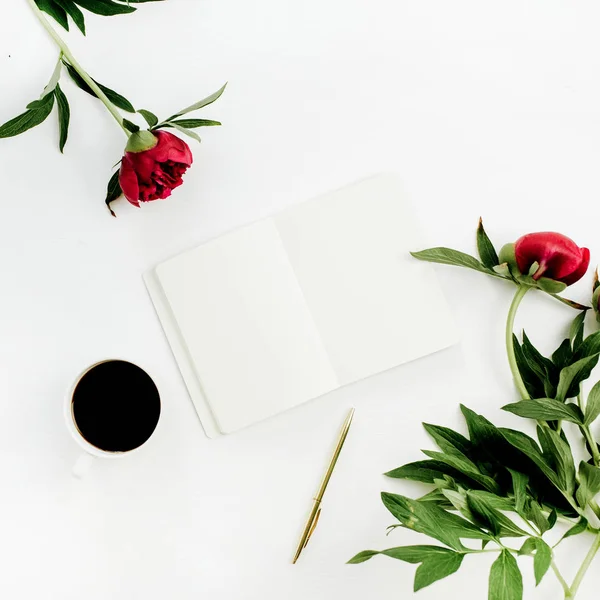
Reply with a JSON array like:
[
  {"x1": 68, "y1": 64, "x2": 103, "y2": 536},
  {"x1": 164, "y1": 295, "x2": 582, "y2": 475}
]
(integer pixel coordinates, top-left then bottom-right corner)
[{"x1": 72, "y1": 453, "x2": 95, "y2": 478}]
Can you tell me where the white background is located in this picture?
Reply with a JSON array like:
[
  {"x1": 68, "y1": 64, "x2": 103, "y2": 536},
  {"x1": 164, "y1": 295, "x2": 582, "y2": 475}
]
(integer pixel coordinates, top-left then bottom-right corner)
[{"x1": 2, "y1": 1, "x2": 600, "y2": 598}]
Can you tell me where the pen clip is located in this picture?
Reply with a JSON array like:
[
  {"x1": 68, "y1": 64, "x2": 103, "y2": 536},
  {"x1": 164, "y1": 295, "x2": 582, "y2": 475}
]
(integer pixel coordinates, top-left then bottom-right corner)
[{"x1": 304, "y1": 507, "x2": 322, "y2": 548}]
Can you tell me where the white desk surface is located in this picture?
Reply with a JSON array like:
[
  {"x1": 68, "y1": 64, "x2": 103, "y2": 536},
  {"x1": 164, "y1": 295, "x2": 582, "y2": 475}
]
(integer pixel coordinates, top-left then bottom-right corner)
[{"x1": 2, "y1": 2, "x2": 600, "y2": 598}]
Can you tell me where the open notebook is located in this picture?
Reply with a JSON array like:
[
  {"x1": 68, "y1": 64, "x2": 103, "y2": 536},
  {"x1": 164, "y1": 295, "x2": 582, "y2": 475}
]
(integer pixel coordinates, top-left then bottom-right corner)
[{"x1": 145, "y1": 174, "x2": 458, "y2": 437}]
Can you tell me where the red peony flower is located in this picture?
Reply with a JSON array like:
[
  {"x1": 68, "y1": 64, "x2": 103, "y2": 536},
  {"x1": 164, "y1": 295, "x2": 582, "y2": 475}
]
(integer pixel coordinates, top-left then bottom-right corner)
[
  {"x1": 119, "y1": 130, "x2": 193, "y2": 206},
  {"x1": 514, "y1": 232, "x2": 590, "y2": 286}
]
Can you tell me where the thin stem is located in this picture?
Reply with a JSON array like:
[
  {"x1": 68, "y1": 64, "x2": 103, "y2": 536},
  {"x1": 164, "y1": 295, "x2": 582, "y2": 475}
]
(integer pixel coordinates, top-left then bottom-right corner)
[
  {"x1": 567, "y1": 532, "x2": 600, "y2": 599},
  {"x1": 506, "y1": 285, "x2": 531, "y2": 400},
  {"x1": 582, "y1": 425, "x2": 600, "y2": 467},
  {"x1": 25, "y1": 0, "x2": 129, "y2": 136},
  {"x1": 551, "y1": 561, "x2": 571, "y2": 597},
  {"x1": 577, "y1": 391, "x2": 584, "y2": 412}
]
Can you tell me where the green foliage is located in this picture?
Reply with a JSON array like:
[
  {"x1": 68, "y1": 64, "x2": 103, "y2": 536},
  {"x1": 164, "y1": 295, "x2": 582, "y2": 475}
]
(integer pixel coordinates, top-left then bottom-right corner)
[{"x1": 34, "y1": 0, "x2": 163, "y2": 35}]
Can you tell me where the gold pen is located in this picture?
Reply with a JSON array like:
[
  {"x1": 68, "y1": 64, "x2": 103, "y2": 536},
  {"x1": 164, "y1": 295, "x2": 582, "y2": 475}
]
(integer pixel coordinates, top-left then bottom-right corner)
[{"x1": 292, "y1": 408, "x2": 355, "y2": 564}]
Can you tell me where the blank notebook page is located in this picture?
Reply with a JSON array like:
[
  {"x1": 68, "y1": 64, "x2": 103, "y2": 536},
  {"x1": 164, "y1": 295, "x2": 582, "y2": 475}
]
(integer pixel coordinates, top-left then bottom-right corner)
[
  {"x1": 274, "y1": 174, "x2": 457, "y2": 385},
  {"x1": 155, "y1": 219, "x2": 339, "y2": 433}
]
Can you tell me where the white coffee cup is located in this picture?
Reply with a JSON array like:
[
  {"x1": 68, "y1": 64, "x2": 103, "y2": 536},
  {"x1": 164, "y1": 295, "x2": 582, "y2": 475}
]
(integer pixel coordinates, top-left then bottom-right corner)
[{"x1": 65, "y1": 359, "x2": 160, "y2": 478}]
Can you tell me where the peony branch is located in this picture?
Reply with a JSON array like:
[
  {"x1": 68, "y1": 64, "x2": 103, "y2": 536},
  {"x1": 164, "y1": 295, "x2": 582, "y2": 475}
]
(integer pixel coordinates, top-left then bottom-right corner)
[
  {"x1": 26, "y1": 0, "x2": 130, "y2": 136},
  {"x1": 505, "y1": 285, "x2": 531, "y2": 401}
]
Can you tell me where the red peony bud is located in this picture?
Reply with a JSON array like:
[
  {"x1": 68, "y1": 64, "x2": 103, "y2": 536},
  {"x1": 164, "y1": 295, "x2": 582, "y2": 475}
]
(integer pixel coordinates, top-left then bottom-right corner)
[
  {"x1": 514, "y1": 232, "x2": 590, "y2": 286},
  {"x1": 119, "y1": 130, "x2": 193, "y2": 206}
]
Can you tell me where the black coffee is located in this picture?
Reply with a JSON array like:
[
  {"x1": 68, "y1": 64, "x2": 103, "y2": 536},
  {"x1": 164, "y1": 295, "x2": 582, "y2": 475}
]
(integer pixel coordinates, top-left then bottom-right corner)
[{"x1": 72, "y1": 360, "x2": 160, "y2": 452}]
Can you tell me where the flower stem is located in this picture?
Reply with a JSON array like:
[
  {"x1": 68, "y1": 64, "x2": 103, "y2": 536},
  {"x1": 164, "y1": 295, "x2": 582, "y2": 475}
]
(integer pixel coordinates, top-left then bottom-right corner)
[
  {"x1": 25, "y1": 0, "x2": 130, "y2": 136},
  {"x1": 566, "y1": 532, "x2": 600, "y2": 599},
  {"x1": 551, "y1": 561, "x2": 571, "y2": 597},
  {"x1": 506, "y1": 285, "x2": 531, "y2": 400},
  {"x1": 582, "y1": 425, "x2": 600, "y2": 467}
]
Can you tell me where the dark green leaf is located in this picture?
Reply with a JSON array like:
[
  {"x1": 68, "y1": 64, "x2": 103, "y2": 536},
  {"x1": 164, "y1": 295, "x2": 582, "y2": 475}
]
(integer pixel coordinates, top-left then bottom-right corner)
[
  {"x1": 122, "y1": 118, "x2": 140, "y2": 133},
  {"x1": 556, "y1": 354, "x2": 600, "y2": 402},
  {"x1": 410, "y1": 248, "x2": 501, "y2": 277},
  {"x1": 489, "y1": 550, "x2": 523, "y2": 600},
  {"x1": 512, "y1": 336, "x2": 546, "y2": 399},
  {"x1": 423, "y1": 423, "x2": 474, "y2": 457},
  {"x1": 54, "y1": 0, "x2": 86, "y2": 33},
  {"x1": 422, "y1": 450, "x2": 500, "y2": 493},
  {"x1": 166, "y1": 82, "x2": 227, "y2": 120},
  {"x1": 0, "y1": 93, "x2": 55, "y2": 138},
  {"x1": 63, "y1": 62, "x2": 135, "y2": 112},
  {"x1": 385, "y1": 460, "x2": 464, "y2": 484},
  {"x1": 521, "y1": 498, "x2": 553, "y2": 534},
  {"x1": 414, "y1": 552, "x2": 465, "y2": 591},
  {"x1": 585, "y1": 381, "x2": 600, "y2": 425},
  {"x1": 576, "y1": 462, "x2": 600, "y2": 506},
  {"x1": 571, "y1": 311, "x2": 587, "y2": 351},
  {"x1": 71, "y1": 0, "x2": 136, "y2": 16},
  {"x1": 105, "y1": 169, "x2": 122, "y2": 217},
  {"x1": 138, "y1": 109, "x2": 158, "y2": 128},
  {"x1": 35, "y1": 0, "x2": 69, "y2": 30},
  {"x1": 521, "y1": 332, "x2": 557, "y2": 387},
  {"x1": 476, "y1": 218, "x2": 499, "y2": 268},
  {"x1": 537, "y1": 426, "x2": 576, "y2": 495},
  {"x1": 533, "y1": 539, "x2": 552, "y2": 586},
  {"x1": 575, "y1": 331, "x2": 600, "y2": 360},
  {"x1": 468, "y1": 490, "x2": 515, "y2": 511},
  {"x1": 168, "y1": 118, "x2": 221, "y2": 128},
  {"x1": 552, "y1": 339, "x2": 573, "y2": 371},
  {"x1": 381, "y1": 492, "x2": 490, "y2": 550},
  {"x1": 466, "y1": 492, "x2": 528, "y2": 537},
  {"x1": 54, "y1": 83, "x2": 70, "y2": 153},
  {"x1": 502, "y1": 400, "x2": 583, "y2": 425},
  {"x1": 500, "y1": 429, "x2": 560, "y2": 489}
]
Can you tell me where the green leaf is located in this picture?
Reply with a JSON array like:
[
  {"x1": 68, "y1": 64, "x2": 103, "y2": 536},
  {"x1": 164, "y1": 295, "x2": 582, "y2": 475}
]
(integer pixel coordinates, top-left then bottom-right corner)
[
  {"x1": 552, "y1": 339, "x2": 573, "y2": 371},
  {"x1": 0, "y1": 92, "x2": 55, "y2": 138},
  {"x1": 381, "y1": 492, "x2": 490, "y2": 550},
  {"x1": 35, "y1": 0, "x2": 69, "y2": 30},
  {"x1": 466, "y1": 492, "x2": 529, "y2": 537},
  {"x1": 385, "y1": 460, "x2": 464, "y2": 484},
  {"x1": 166, "y1": 82, "x2": 227, "y2": 120},
  {"x1": 500, "y1": 428, "x2": 560, "y2": 489},
  {"x1": 512, "y1": 336, "x2": 546, "y2": 399},
  {"x1": 521, "y1": 498, "x2": 553, "y2": 534},
  {"x1": 410, "y1": 248, "x2": 500, "y2": 277},
  {"x1": 585, "y1": 381, "x2": 600, "y2": 425},
  {"x1": 556, "y1": 517, "x2": 588, "y2": 544},
  {"x1": 71, "y1": 0, "x2": 136, "y2": 16},
  {"x1": 556, "y1": 354, "x2": 600, "y2": 402},
  {"x1": 168, "y1": 118, "x2": 221, "y2": 128},
  {"x1": 423, "y1": 423, "x2": 474, "y2": 457},
  {"x1": 138, "y1": 109, "x2": 158, "y2": 128},
  {"x1": 161, "y1": 122, "x2": 201, "y2": 143},
  {"x1": 509, "y1": 470, "x2": 528, "y2": 514},
  {"x1": 518, "y1": 537, "x2": 537, "y2": 556},
  {"x1": 550, "y1": 294, "x2": 591, "y2": 311},
  {"x1": 502, "y1": 399, "x2": 584, "y2": 425},
  {"x1": 576, "y1": 461, "x2": 600, "y2": 506},
  {"x1": 414, "y1": 552, "x2": 465, "y2": 591},
  {"x1": 571, "y1": 311, "x2": 587, "y2": 351},
  {"x1": 537, "y1": 278, "x2": 567, "y2": 294},
  {"x1": 421, "y1": 450, "x2": 500, "y2": 493},
  {"x1": 537, "y1": 427, "x2": 576, "y2": 495},
  {"x1": 54, "y1": 83, "x2": 70, "y2": 153},
  {"x1": 533, "y1": 539, "x2": 552, "y2": 586},
  {"x1": 348, "y1": 545, "x2": 457, "y2": 565},
  {"x1": 105, "y1": 169, "x2": 122, "y2": 217},
  {"x1": 489, "y1": 550, "x2": 523, "y2": 600},
  {"x1": 521, "y1": 332, "x2": 557, "y2": 388},
  {"x1": 575, "y1": 331, "x2": 600, "y2": 360},
  {"x1": 63, "y1": 62, "x2": 135, "y2": 112},
  {"x1": 54, "y1": 0, "x2": 86, "y2": 33},
  {"x1": 122, "y1": 118, "x2": 140, "y2": 133},
  {"x1": 476, "y1": 218, "x2": 499, "y2": 268}
]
